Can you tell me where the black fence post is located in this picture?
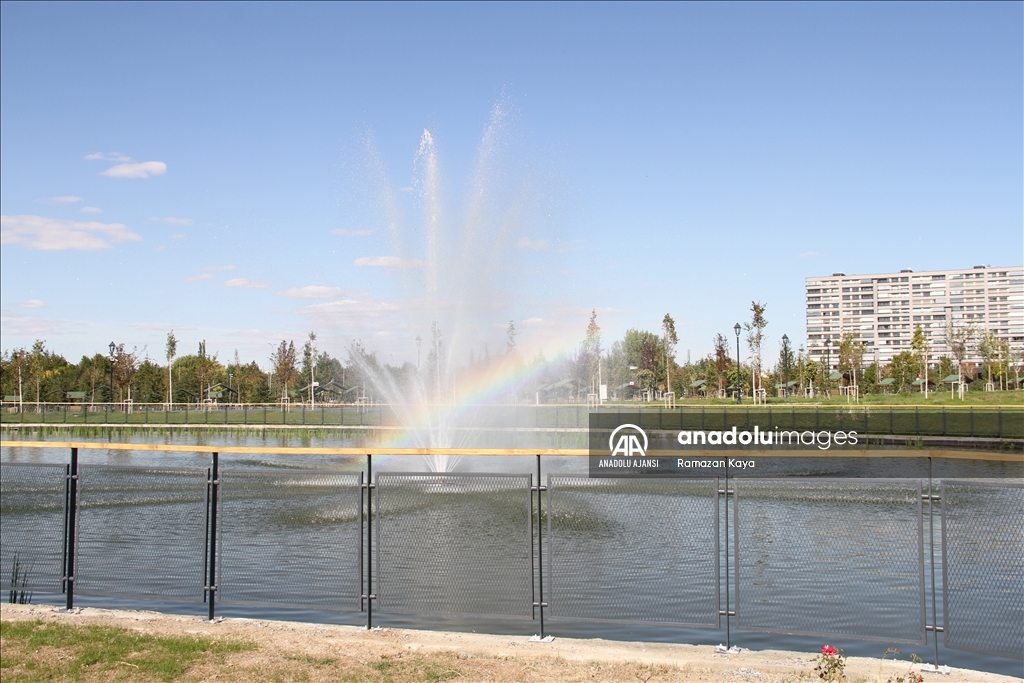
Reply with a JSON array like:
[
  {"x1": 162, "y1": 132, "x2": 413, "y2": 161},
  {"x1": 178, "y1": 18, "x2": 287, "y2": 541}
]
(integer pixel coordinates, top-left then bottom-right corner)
[
  {"x1": 534, "y1": 453, "x2": 547, "y2": 638},
  {"x1": 64, "y1": 447, "x2": 79, "y2": 610},
  {"x1": 925, "y1": 457, "x2": 941, "y2": 669},
  {"x1": 358, "y1": 471, "x2": 364, "y2": 613},
  {"x1": 721, "y1": 461, "x2": 734, "y2": 649},
  {"x1": 206, "y1": 452, "x2": 219, "y2": 621},
  {"x1": 365, "y1": 453, "x2": 375, "y2": 629}
]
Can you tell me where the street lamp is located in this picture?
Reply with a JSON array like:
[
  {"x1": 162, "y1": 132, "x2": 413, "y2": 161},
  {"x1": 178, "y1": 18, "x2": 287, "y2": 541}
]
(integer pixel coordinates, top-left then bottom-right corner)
[
  {"x1": 733, "y1": 323, "x2": 742, "y2": 404},
  {"x1": 782, "y1": 334, "x2": 790, "y2": 402},
  {"x1": 108, "y1": 341, "x2": 116, "y2": 404},
  {"x1": 824, "y1": 338, "x2": 832, "y2": 398}
]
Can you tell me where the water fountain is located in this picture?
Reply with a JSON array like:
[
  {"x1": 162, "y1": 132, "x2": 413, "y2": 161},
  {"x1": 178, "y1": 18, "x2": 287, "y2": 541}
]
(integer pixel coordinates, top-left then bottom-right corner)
[{"x1": 348, "y1": 104, "x2": 547, "y2": 471}]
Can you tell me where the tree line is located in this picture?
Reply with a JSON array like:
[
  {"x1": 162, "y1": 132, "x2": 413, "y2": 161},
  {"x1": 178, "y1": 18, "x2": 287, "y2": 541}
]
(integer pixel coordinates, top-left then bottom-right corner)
[{"x1": 1, "y1": 310, "x2": 1020, "y2": 405}]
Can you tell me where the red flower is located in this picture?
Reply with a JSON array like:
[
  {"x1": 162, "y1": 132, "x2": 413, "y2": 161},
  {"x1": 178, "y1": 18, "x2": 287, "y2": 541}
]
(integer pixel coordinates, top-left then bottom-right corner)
[{"x1": 821, "y1": 645, "x2": 837, "y2": 656}]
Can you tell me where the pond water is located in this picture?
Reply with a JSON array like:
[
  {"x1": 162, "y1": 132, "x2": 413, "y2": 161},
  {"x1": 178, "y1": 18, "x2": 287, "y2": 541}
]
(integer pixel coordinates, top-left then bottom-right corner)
[{"x1": 2, "y1": 430, "x2": 1021, "y2": 677}]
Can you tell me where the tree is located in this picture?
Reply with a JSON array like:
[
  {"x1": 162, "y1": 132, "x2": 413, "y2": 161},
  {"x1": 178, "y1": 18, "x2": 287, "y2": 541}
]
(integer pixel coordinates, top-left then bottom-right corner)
[
  {"x1": 583, "y1": 310, "x2": 601, "y2": 393},
  {"x1": 743, "y1": 302, "x2": 767, "y2": 398},
  {"x1": 977, "y1": 332, "x2": 997, "y2": 389},
  {"x1": 662, "y1": 314, "x2": 678, "y2": 396},
  {"x1": 639, "y1": 335, "x2": 659, "y2": 390},
  {"x1": 134, "y1": 359, "x2": 167, "y2": 402},
  {"x1": 997, "y1": 338, "x2": 1012, "y2": 390},
  {"x1": 713, "y1": 334, "x2": 730, "y2": 393},
  {"x1": 3, "y1": 349, "x2": 30, "y2": 410},
  {"x1": 506, "y1": 320, "x2": 516, "y2": 355},
  {"x1": 943, "y1": 318, "x2": 976, "y2": 399},
  {"x1": 910, "y1": 325, "x2": 929, "y2": 396},
  {"x1": 776, "y1": 336, "x2": 795, "y2": 395},
  {"x1": 801, "y1": 357, "x2": 823, "y2": 396},
  {"x1": 165, "y1": 331, "x2": 177, "y2": 405},
  {"x1": 888, "y1": 351, "x2": 920, "y2": 393},
  {"x1": 838, "y1": 333, "x2": 866, "y2": 391},
  {"x1": 302, "y1": 332, "x2": 318, "y2": 403},
  {"x1": 270, "y1": 340, "x2": 297, "y2": 402},
  {"x1": 111, "y1": 343, "x2": 139, "y2": 403}
]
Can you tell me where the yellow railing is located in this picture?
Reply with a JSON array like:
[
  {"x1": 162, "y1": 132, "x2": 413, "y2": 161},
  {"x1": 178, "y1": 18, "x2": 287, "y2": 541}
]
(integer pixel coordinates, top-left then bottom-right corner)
[{"x1": 1, "y1": 440, "x2": 1021, "y2": 462}]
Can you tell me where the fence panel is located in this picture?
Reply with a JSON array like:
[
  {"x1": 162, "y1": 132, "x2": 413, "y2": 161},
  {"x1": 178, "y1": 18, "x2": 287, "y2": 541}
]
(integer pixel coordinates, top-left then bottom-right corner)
[
  {"x1": 735, "y1": 479, "x2": 924, "y2": 643},
  {"x1": 375, "y1": 473, "x2": 532, "y2": 618},
  {"x1": 0, "y1": 463, "x2": 67, "y2": 594},
  {"x1": 942, "y1": 480, "x2": 1024, "y2": 660},
  {"x1": 217, "y1": 469, "x2": 361, "y2": 609},
  {"x1": 76, "y1": 465, "x2": 208, "y2": 601},
  {"x1": 547, "y1": 477, "x2": 719, "y2": 627}
]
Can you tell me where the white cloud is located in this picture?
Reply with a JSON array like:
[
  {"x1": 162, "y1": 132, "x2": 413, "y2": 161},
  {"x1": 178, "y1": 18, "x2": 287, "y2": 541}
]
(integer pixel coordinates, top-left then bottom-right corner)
[
  {"x1": 516, "y1": 237, "x2": 549, "y2": 251},
  {"x1": 354, "y1": 255, "x2": 424, "y2": 269},
  {"x1": 224, "y1": 277, "x2": 269, "y2": 289},
  {"x1": 171, "y1": 233, "x2": 186, "y2": 239},
  {"x1": 20, "y1": 299, "x2": 45, "y2": 309},
  {"x1": 80, "y1": 206, "x2": 102, "y2": 214},
  {"x1": 521, "y1": 317, "x2": 544, "y2": 327},
  {"x1": 298, "y1": 290, "x2": 403, "y2": 327},
  {"x1": 85, "y1": 152, "x2": 131, "y2": 162},
  {"x1": 278, "y1": 285, "x2": 344, "y2": 299},
  {"x1": 37, "y1": 195, "x2": 83, "y2": 205},
  {"x1": 101, "y1": 161, "x2": 167, "y2": 178},
  {"x1": 0, "y1": 215, "x2": 141, "y2": 251},
  {"x1": 148, "y1": 216, "x2": 194, "y2": 226},
  {"x1": 184, "y1": 273, "x2": 215, "y2": 282},
  {"x1": 333, "y1": 228, "x2": 373, "y2": 236}
]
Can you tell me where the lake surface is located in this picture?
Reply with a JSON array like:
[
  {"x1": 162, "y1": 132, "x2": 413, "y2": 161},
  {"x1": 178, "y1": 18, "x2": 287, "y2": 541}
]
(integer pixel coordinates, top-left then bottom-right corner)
[{"x1": 2, "y1": 430, "x2": 1021, "y2": 676}]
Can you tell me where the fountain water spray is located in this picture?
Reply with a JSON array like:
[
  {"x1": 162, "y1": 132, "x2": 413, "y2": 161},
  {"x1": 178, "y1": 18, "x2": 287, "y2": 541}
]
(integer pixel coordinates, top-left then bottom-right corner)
[{"x1": 347, "y1": 104, "x2": 546, "y2": 472}]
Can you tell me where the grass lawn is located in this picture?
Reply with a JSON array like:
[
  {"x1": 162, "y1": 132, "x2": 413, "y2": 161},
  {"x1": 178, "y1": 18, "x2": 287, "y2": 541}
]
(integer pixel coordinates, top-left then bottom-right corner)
[{"x1": 0, "y1": 619, "x2": 253, "y2": 682}]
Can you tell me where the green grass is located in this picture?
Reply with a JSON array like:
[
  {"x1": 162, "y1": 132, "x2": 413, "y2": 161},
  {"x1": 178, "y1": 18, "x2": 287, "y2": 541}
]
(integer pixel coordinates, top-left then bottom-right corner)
[{"x1": 0, "y1": 619, "x2": 254, "y2": 682}]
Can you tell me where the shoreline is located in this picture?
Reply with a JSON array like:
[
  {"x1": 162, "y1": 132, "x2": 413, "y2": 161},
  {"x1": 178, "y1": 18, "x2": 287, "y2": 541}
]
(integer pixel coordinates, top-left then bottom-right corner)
[{"x1": 3, "y1": 603, "x2": 1020, "y2": 682}]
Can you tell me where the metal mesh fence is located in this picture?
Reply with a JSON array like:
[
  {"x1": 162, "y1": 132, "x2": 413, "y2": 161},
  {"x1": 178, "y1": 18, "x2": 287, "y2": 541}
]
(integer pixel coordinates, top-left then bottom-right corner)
[
  {"x1": 547, "y1": 477, "x2": 719, "y2": 627},
  {"x1": 0, "y1": 463, "x2": 67, "y2": 594},
  {"x1": 76, "y1": 465, "x2": 208, "y2": 601},
  {"x1": 942, "y1": 480, "x2": 1024, "y2": 659},
  {"x1": 217, "y1": 469, "x2": 361, "y2": 609},
  {"x1": 375, "y1": 473, "x2": 533, "y2": 617},
  {"x1": 734, "y1": 479, "x2": 924, "y2": 643}
]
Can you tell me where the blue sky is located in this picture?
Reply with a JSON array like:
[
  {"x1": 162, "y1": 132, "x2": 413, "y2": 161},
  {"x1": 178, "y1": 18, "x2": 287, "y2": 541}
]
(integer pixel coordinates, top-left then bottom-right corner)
[{"x1": 2, "y1": 2, "x2": 1021, "y2": 367}]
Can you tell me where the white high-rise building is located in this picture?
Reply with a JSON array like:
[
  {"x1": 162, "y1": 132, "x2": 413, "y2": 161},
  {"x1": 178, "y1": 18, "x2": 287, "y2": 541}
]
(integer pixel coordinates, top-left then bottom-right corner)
[{"x1": 805, "y1": 265, "x2": 1023, "y2": 373}]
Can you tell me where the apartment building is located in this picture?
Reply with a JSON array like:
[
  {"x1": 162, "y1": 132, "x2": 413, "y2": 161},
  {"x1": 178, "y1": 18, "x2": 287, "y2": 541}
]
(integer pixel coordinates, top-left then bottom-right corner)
[{"x1": 805, "y1": 265, "x2": 1024, "y2": 372}]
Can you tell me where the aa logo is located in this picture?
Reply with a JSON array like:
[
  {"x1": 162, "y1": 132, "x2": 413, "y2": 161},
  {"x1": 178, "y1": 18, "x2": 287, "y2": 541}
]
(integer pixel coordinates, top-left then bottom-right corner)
[{"x1": 609, "y1": 424, "x2": 648, "y2": 457}]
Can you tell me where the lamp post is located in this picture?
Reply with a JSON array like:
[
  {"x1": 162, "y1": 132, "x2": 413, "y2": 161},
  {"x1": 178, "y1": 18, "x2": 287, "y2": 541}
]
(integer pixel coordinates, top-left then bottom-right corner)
[
  {"x1": 733, "y1": 323, "x2": 742, "y2": 404},
  {"x1": 108, "y1": 341, "x2": 116, "y2": 404},
  {"x1": 824, "y1": 338, "x2": 832, "y2": 398},
  {"x1": 782, "y1": 334, "x2": 790, "y2": 402}
]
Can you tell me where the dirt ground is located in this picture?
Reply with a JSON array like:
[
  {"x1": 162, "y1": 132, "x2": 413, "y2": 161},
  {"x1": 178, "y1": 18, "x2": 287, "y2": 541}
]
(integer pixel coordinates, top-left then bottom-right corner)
[{"x1": 2, "y1": 603, "x2": 1019, "y2": 683}]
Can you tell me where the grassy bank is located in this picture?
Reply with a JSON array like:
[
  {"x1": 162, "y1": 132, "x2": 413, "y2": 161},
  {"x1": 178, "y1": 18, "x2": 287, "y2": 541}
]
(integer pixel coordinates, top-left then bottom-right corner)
[
  {"x1": 0, "y1": 619, "x2": 253, "y2": 682},
  {"x1": 3, "y1": 605, "x2": 1018, "y2": 683}
]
